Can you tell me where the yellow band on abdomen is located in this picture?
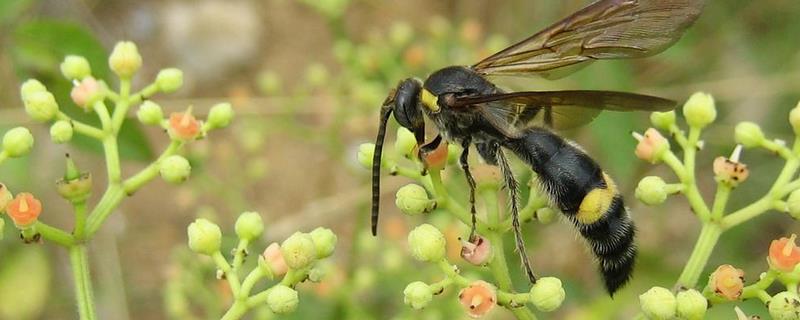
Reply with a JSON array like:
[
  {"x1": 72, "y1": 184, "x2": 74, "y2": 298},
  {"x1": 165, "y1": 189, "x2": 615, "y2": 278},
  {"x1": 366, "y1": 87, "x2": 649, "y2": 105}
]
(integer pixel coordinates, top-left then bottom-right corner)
[{"x1": 576, "y1": 172, "x2": 618, "y2": 224}]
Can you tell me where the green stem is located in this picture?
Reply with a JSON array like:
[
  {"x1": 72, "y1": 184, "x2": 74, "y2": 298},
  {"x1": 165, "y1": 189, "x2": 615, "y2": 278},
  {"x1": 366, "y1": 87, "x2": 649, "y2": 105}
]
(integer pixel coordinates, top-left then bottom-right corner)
[
  {"x1": 239, "y1": 267, "x2": 266, "y2": 298},
  {"x1": 70, "y1": 244, "x2": 97, "y2": 320},
  {"x1": 220, "y1": 301, "x2": 248, "y2": 320},
  {"x1": 123, "y1": 140, "x2": 182, "y2": 194},
  {"x1": 675, "y1": 223, "x2": 722, "y2": 288},
  {"x1": 85, "y1": 185, "x2": 126, "y2": 236},
  {"x1": 111, "y1": 78, "x2": 131, "y2": 131},
  {"x1": 213, "y1": 251, "x2": 241, "y2": 295},
  {"x1": 709, "y1": 184, "x2": 731, "y2": 222},
  {"x1": 663, "y1": 151, "x2": 711, "y2": 221},
  {"x1": 425, "y1": 169, "x2": 491, "y2": 234},
  {"x1": 231, "y1": 239, "x2": 250, "y2": 271},
  {"x1": 35, "y1": 221, "x2": 75, "y2": 246},
  {"x1": 57, "y1": 112, "x2": 105, "y2": 140},
  {"x1": 73, "y1": 201, "x2": 88, "y2": 239},
  {"x1": 482, "y1": 190, "x2": 537, "y2": 320},
  {"x1": 102, "y1": 137, "x2": 122, "y2": 183}
]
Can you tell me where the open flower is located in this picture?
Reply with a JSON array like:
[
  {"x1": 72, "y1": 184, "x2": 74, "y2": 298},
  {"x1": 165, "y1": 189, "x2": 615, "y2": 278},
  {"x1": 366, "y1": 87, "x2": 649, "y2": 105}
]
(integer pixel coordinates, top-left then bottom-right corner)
[
  {"x1": 768, "y1": 234, "x2": 800, "y2": 272},
  {"x1": 633, "y1": 128, "x2": 669, "y2": 164},
  {"x1": 708, "y1": 264, "x2": 745, "y2": 300},
  {"x1": 460, "y1": 235, "x2": 492, "y2": 265},
  {"x1": 168, "y1": 108, "x2": 201, "y2": 140},
  {"x1": 6, "y1": 193, "x2": 42, "y2": 228},
  {"x1": 458, "y1": 280, "x2": 496, "y2": 318},
  {"x1": 713, "y1": 145, "x2": 749, "y2": 187},
  {"x1": 418, "y1": 140, "x2": 449, "y2": 171}
]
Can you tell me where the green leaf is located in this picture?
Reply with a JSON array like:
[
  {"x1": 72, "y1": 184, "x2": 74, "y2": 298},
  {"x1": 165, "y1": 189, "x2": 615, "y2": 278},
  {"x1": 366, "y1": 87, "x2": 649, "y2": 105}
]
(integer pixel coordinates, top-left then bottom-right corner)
[{"x1": 9, "y1": 20, "x2": 154, "y2": 161}]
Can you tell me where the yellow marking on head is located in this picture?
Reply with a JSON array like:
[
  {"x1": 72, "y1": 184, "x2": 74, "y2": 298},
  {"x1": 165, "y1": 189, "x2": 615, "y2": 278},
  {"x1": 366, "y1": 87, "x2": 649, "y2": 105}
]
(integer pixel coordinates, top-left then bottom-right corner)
[
  {"x1": 576, "y1": 173, "x2": 618, "y2": 225},
  {"x1": 420, "y1": 89, "x2": 440, "y2": 112}
]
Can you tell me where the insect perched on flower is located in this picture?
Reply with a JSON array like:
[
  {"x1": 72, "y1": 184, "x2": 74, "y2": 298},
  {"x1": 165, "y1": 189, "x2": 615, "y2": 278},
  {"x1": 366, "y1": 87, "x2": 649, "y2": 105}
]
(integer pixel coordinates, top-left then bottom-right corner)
[{"x1": 370, "y1": 0, "x2": 705, "y2": 294}]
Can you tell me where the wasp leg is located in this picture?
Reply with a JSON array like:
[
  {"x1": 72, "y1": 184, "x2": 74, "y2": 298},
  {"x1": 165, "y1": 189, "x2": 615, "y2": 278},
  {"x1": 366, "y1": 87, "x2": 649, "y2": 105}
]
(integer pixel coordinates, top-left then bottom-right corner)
[
  {"x1": 418, "y1": 135, "x2": 443, "y2": 175},
  {"x1": 459, "y1": 139, "x2": 478, "y2": 240},
  {"x1": 496, "y1": 145, "x2": 537, "y2": 283}
]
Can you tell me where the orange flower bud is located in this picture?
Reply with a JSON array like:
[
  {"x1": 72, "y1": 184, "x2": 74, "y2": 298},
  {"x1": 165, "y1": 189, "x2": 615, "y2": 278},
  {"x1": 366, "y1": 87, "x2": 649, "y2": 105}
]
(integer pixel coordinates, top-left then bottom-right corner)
[
  {"x1": 168, "y1": 108, "x2": 201, "y2": 141},
  {"x1": 417, "y1": 140, "x2": 449, "y2": 171},
  {"x1": 709, "y1": 264, "x2": 745, "y2": 301},
  {"x1": 633, "y1": 128, "x2": 669, "y2": 164},
  {"x1": 6, "y1": 192, "x2": 42, "y2": 228},
  {"x1": 458, "y1": 280, "x2": 496, "y2": 318},
  {"x1": 768, "y1": 234, "x2": 800, "y2": 272},
  {"x1": 261, "y1": 242, "x2": 288, "y2": 277},
  {"x1": 70, "y1": 77, "x2": 103, "y2": 110}
]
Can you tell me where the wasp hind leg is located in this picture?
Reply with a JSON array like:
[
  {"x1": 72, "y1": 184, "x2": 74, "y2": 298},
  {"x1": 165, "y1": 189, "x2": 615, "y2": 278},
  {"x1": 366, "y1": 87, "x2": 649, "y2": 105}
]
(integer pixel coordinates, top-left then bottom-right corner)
[{"x1": 496, "y1": 144, "x2": 537, "y2": 283}]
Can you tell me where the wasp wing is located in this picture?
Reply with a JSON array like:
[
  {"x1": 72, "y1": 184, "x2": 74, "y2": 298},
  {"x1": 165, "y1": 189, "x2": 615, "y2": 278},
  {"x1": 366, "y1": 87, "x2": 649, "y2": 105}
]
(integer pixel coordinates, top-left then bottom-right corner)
[
  {"x1": 472, "y1": 0, "x2": 704, "y2": 78},
  {"x1": 450, "y1": 91, "x2": 675, "y2": 133}
]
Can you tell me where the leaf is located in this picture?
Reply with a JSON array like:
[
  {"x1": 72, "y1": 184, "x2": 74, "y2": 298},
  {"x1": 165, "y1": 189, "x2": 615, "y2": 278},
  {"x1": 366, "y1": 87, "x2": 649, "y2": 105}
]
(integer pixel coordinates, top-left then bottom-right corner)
[{"x1": 9, "y1": 20, "x2": 154, "y2": 161}]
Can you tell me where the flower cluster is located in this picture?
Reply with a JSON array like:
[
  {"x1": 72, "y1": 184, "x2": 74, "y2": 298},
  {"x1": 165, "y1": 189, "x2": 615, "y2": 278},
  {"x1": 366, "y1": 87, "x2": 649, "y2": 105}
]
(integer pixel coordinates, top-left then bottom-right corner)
[
  {"x1": 186, "y1": 212, "x2": 337, "y2": 319},
  {"x1": 634, "y1": 92, "x2": 800, "y2": 318},
  {"x1": 359, "y1": 126, "x2": 562, "y2": 318},
  {"x1": 0, "y1": 40, "x2": 234, "y2": 319}
]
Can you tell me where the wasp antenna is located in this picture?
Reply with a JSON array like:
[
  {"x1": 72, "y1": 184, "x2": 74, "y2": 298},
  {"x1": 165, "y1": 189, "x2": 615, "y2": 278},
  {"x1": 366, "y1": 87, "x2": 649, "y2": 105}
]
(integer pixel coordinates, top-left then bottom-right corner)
[{"x1": 371, "y1": 105, "x2": 393, "y2": 236}]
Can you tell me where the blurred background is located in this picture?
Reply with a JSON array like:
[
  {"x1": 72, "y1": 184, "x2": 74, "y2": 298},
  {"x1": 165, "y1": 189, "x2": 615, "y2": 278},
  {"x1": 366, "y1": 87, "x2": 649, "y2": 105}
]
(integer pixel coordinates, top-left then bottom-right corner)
[{"x1": 1, "y1": 0, "x2": 799, "y2": 319}]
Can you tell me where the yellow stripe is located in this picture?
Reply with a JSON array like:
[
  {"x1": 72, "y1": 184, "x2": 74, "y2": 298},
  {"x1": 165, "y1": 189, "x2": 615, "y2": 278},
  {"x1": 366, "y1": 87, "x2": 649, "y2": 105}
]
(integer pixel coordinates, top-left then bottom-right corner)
[
  {"x1": 420, "y1": 89, "x2": 440, "y2": 112},
  {"x1": 576, "y1": 172, "x2": 617, "y2": 224}
]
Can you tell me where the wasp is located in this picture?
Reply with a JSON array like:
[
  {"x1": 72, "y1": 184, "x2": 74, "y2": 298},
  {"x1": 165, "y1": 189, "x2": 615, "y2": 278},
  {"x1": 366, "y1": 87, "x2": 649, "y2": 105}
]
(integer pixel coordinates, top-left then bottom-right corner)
[{"x1": 371, "y1": 0, "x2": 704, "y2": 294}]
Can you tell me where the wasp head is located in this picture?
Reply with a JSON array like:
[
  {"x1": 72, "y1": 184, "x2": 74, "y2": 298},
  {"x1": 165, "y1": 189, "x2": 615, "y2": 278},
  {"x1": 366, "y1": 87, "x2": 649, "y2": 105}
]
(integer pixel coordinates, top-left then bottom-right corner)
[{"x1": 371, "y1": 78, "x2": 425, "y2": 236}]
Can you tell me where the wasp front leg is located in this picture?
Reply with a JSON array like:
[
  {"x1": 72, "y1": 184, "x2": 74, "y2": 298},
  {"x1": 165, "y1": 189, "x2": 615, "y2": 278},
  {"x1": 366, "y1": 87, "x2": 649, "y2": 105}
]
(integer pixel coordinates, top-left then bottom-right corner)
[
  {"x1": 496, "y1": 144, "x2": 538, "y2": 284},
  {"x1": 458, "y1": 139, "x2": 479, "y2": 240},
  {"x1": 418, "y1": 135, "x2": 444, "y2": 176}
]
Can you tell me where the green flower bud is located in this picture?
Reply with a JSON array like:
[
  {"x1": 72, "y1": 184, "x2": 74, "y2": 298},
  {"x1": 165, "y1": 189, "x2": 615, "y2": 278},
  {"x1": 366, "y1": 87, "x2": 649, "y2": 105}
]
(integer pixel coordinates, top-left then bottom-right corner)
[
  {"x1": 395, "y1": 184, "x2": 435, "y2": 215},
  {"x1": 635, "y1": 176, "x2": 668, "y2": 206},
  {"x1": 535, "y1": 207, "x2": 556, "y2": 224},
  {"x1": 357, "y1": 143, "x2": 375, "y2": 169},
  {"x1": 734, "y1": 122, "x2": 766, "y2": 148},
  {"x1": 0, "y1": 183, "x2": 12, "y2": 213},
  {"x1": 394, "y1": 127, "x2": 417, "y2": 158},
  {"x1": 257, "y1": 70, "x2": 282, "y2": 95},
  {"x1": 309, "y1": 227, "x2": 337, "y2": 259},
  {"x1": 304, "y1": 63, "x2": 329, "y2": 87},
  {"x1": 187, "y1": 218, "x2": 221, "y2": 255},
  {"x1": 2, "y1": 127, "x2": 34, "y2": 158},
  {"x1": 788, "y1": 190, "x2": 800, "y2": 219},
  {"x1": 403, "y1": 281, "x2": 433, "y2": 310},
  {"x1": 50, "y1": 121, "x2": 74, "y2": 144},
  {"x1": 23, "y1": 91, "x2": 59, "y2": 122},
  {"x1": 281, "y1": 232, "x2": 317, "y2": 269},
  {"x1": 407, "y1": 224, "x2": 446, "y2": 262},
  {"x1": 267, "y1": 284, "x2": 299, "y2": 314},
  {"x1": 390, "y1": 22, "x2": 414, "y2": 47},
  {"x1": 137, "y1": 101, "x2": 164, "y2": 125},
  {"x1": 159, "y1": 155, "x2": 192, "y2": 184},
  {"x1": 529, "y1": 277, "x2": 565, "y2": 312},
  {"x1": 234, "y1": 211, "x2": 264, "y2": 241},
  {"x1": 60, "y1": 55, "x2": 91, "y2": 80},
  {"x1": 639, "y1": 287, "x2": 677, "y2": 320},
  {"x1": 676, "y1": 289, "x2": 707, "y2": 320},
  {"x1": 155, "y1": 68, "x2": 183, "y2": 93},
  {"x1": 19, "y1": 79, "x2": 47, "y2": 99},
  {"x1": 682, "y1": 92, "x2": 716, "y2": 129},
  {"x1": 207, "y1": 103, "x2": 234, "y2": 129},
  {"x1": 109, "y1": 41, "x2": 142, "y2": 78},
  {"x1": 769, "y1": 291, "x2": 800, "y2": 320},
  {"x1": 790, "y1": 101, "x2": 800, "y2": 135},
  {"x1": 650, "y1": 110, "x2": 677, "y2": 130}
]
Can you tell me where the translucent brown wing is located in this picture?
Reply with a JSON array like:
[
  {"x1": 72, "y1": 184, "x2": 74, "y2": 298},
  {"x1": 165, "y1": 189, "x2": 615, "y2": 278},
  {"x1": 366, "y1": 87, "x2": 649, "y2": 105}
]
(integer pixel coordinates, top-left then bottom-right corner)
[
  {"x1": 472, "y1": 0, "x2": 705, "y2": 79},
  {"x1": 449, "y1": 90, "x2": 675, "y2": 133}
]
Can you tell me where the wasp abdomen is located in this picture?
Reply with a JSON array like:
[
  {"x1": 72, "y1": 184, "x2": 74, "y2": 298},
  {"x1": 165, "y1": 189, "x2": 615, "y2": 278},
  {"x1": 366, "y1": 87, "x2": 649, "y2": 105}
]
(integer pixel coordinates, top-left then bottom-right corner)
[{"x1": 503, "y1": 128, "x2": 636, "y2": 294}]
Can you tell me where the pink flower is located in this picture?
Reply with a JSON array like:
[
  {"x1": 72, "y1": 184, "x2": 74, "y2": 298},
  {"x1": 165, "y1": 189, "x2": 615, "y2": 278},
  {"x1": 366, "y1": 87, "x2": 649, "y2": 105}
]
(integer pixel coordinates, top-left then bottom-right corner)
[
  {"x1": 768, "y1": 234, "x2": 800, "y2": 272},
  {"x1": 709, "y1": 264, "x2": 744, "y2": 300},
  {"x1": 6, "y1": 192, "x2": 42, "y2": 228},
  {"x1": 458, "y1": 280, "x2": 496, "y2": 318},
  {"x1": 70, "y1": 77, "x2": 102, "y2": 110},
  {"x1": 461, "y1": 235, "x2": 492, "y2": 265},
  {"x1": 634, "y1": 128, "x2": 669, "y2": 163},
  {"x1": 262, "y1": 242, "x2": 288, "y2": 277}
]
